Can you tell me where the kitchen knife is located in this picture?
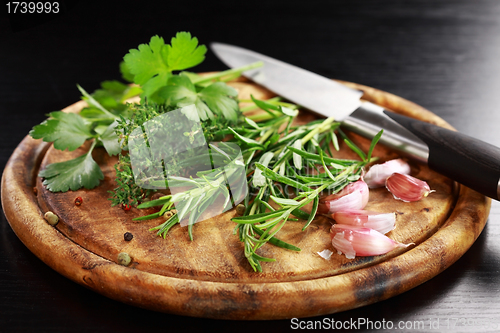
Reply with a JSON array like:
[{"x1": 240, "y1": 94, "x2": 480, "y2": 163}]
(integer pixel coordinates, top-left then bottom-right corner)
[{"x1": 211, "y1": 42, "x2": 500, "y2": 201}]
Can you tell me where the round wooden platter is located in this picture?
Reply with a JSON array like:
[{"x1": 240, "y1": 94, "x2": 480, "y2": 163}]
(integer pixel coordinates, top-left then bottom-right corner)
[{"x1": 1, "y1": 78, "x2": 491, "y2": 320}]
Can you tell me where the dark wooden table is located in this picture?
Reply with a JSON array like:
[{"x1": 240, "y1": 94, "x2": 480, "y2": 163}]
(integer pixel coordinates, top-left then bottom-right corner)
[{"x1": 2, "y1": 1, "x2": 500, "y2": 332}]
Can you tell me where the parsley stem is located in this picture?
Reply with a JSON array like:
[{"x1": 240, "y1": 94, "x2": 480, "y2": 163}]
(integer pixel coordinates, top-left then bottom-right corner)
[
  {"x1": 77, "y1": 84, "x2": 119, "y2": 120},
  {"x1": 192, "y1": 61, "x2": 264, "y2": 85},
  {"x1": 246, "y1": 111, "x2": 281, "y2": 122},
  {"x1": 240, "y1": 97, "x2": 281, "y2": 106}
]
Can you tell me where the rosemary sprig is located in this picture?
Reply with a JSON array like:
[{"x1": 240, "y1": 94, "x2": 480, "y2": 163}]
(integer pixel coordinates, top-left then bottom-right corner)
[{"x1": 232, "y1": 130, "x2": 382, "y2": 272}]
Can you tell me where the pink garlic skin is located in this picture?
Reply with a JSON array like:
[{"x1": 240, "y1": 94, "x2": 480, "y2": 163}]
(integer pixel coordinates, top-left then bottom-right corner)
[
  {"x1": 385, "y1": 172, "x2": 433, "y2": 202},
  {"x1": 318, "y1": 180, "x2": 369, "y2": 214},
  {"x1": 332, "y1": 209, "x2": 396, "y2": 234},
  {"x1": 364, "y1": 159, "x2": 411, "y2": 188},
  {"x1": 330, "y1": 224, "x2": 411, "y2": 259}
]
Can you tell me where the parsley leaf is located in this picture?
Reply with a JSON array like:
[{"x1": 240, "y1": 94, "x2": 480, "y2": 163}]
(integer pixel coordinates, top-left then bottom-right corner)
[
  {"x1": 38, "y1": 142, "x2": 103, "y2": 192},
  {"x1": 164, "y1": 32, "x2": 206, "y2": 71},
  {"x1": 30, "y1": 85, "x2": 124, "y2": 192},
  {"x1": 124, "y1": 35, "x2": 167, "y2": 86},
  {"x1": 159, "y1": 74, "x2": 239, "y2": 122},
  {"x1": 30, "y1": 111, "x2": 92, "y2": 151},
  {"x1": 88, "y1": 80, "x2": 142, "y2": 113},
  {"x1": 123, "y1": 32, "x2": 206, "y2": 103},
  {"x1": 97, "y1": 121, "x2": 121, "y2": 156},
  {"x1": 198, "y1": 82, "x2": 239, "y2": 122},
  {"x1": 159, "y1": 74, "x2": 213, "y2": 121},
  {"x1": 120, "y1": 61, "x2": 135, "y2": 83}
]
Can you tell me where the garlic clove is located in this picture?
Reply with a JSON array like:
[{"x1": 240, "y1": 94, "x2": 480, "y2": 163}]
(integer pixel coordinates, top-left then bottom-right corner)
[
  {"x1": 385, "y1": 172, "x2": 434, "y2": 202},
  {"x1": 330, "y1": 224, "x2": 412, "y2": 258},
  {"x1": 364, "y1": 158, "x2": 411, "y2": 188},
  {"x1": 318, "y1": 180, "x2": 369, "y2": 214},
  {"x1": 333, "y1": 209, "x2": 396, "y2": 234}
]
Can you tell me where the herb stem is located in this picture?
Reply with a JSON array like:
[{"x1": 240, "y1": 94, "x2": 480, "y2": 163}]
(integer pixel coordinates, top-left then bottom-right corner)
[
  {"x1": 300, "y1": 116, "x2": 336, "y2": 144},
  {"x1": 192, "y1": 61, "x2": 264, "y2": 85},
  {"x1": 248, "y1": 186, "x2": 266, "y2": 216},
  {"x1": 271, "y1": 116, "x2": 337, "y2": 173},
  {"x1": 259, "y1": 128, "x2": 275, "y2": 144},
  {"x1": 246, "y1": 111, "x2": 281, "y2": 122},
  {"x1": 77, "y1": 84, "x2": 119, "y2": 120},
  {"x1": 240, "y1": 97, "x2": 282, "y2": 112}
]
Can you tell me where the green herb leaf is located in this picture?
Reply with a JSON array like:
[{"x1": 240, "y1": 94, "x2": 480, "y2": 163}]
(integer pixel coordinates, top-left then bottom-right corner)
[
  {"x1": 250, "y1": 95, "x2": 280, "y2": 112},
  {"x1": 292, "y1": 139, "x2": 303, "y2": 170},
  {"x1": 99, "y1": 121, "x2": 121, "y2": 156},
  {"x1": 124, "y1": 35, "x2": 170, "y2": 87},
  {"x1": 120, "y1": 61, "x2": 135, "y2": 83},
  {"x1": 87, "y1": 80, "x2": 142, "y2": 112},
  {"x1": 164, "y1": 32, "x2": 207, "y2": 71},
  {"x1": 232, "y1": 209, "x2": 288, "y2": 224},
  {"x1": 280, "y1": 106, "x2": 298, "y2": 117},
  {"x1": 30, "y1": 111, "x2": 92, "y2": 151},
  {"x1": 137, "y1": 196, "x2": 172, "y2": 209},
  {"x1": 286, "y1": 146, "x2": 356, "y2": 168},
  {"x1": 198, "y1": 82, "x2": 239, "y2": 122},
  {"x1": 254, "y1": 163, "x2": 311, "y2": 192},
  {"x1": 244, "y1": 117, "x2": 261, "y2": 130},
  {"x1": 252, "y1": 227, "x2": 301, "y2": 251},
  {"x1": 132, "y1": 211, "x2": 162, "y2": 221},
  {"x1": 123, "y1": 33, "x2": 206, "y2": 102},
  {"x1": 160, "y1": 74, "x2": 239, "y2": 122},
  {"x1": 253, "y1": 152, "x2": 274, "y2": 187},
  {"x1": 38, "y1": 142, "x2": 103, "y2": 192},
  {"x1": 159, "y1": 74, "x2": 204, "y2": 113},
  {"x1": 77, "y1": 84, "x2": 118, "y2": 120},
  {"x1": 302, "y1": 196, "x2": 319, "y2": 231},
  {"x1": 229, "y1": 128, "x2": 264, "y2": 148},
  {"x1": 270, "y1": 195, "x2": 300, "y2": 206},
  {"x1": 366, "y1": 129, "x2": 383, "y2": 162}
]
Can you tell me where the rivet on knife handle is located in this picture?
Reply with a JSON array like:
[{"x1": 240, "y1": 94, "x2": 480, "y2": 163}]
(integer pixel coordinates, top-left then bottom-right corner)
[{"x1": 384, "y1": 111, "x2": 500, "y2": 200}]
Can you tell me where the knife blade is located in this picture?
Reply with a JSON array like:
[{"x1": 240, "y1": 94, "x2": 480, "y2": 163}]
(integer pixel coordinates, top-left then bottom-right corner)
[{"x1": 210, "y1": 42, "x2": 500, "y2": 200}]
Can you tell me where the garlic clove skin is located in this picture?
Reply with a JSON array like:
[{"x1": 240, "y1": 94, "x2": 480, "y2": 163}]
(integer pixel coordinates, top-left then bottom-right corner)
[
  {"x1": 318, "y1": 180, "x2": 369, "y2": 214},
  {"x1": 364, "y1": 159, "x2": 411, "y2": 188},
  {"x1": 330, "y1": 224, "x2": 412, "y2": 259},
  {"x1": 332, "y1": 209, "x2": 396, "y2": 234},
  {"x1": 385, "y1": 172, "x2": 434, "y2": 202}
]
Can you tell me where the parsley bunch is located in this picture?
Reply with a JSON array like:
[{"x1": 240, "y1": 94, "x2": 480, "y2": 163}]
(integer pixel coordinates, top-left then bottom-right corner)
[{"x1": 31, "y1": 32, "x2": 255, "y2": 193}]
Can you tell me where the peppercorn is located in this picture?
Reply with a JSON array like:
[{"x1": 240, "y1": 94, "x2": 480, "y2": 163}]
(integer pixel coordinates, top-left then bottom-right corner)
[
  {"x1": 74, "y1": 196, "x2": 83, "y2": 206},
  {"x1": 117, "y1": 252, "x2": 131, "y2": 266},
  {"x1": 124, "y1": 232, "x2": 133, "y2": 241},
  {"x1": 236, "y1": 204, "x2": 246, "y2": 215},
  {"x1": 44, "y1": 211, "x2": 59, "y2": 226}
]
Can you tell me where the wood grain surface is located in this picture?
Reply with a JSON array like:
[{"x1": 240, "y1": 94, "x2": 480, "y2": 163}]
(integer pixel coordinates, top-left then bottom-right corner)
[{"x1": 1, "y1": 78, "x2": 490, "y2": 320}]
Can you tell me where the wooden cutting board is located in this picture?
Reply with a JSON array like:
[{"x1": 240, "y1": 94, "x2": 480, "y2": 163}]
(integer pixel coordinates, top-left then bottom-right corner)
[{"x1": 1, "y1": 78, "x2": 491, "y2": 320}]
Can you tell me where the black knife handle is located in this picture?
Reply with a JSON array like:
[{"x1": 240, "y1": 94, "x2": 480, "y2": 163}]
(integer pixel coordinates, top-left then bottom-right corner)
[{"x1": 384, "y1": 111, "x2": 500, "y2": 200}]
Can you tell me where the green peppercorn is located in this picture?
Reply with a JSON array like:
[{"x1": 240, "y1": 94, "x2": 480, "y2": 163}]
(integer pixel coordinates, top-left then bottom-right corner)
[
  {"x1": 236, "y1": 204, "x2": 246, "y2": 215},
  {"x1": 44, "y1": 211, "x2": 59, "y2": 226},
  {"x1": 117, "y1": 252, "x2": 131, "y2": 266}
]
